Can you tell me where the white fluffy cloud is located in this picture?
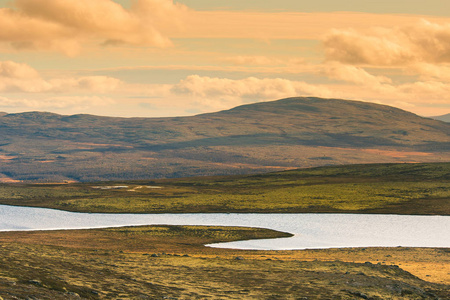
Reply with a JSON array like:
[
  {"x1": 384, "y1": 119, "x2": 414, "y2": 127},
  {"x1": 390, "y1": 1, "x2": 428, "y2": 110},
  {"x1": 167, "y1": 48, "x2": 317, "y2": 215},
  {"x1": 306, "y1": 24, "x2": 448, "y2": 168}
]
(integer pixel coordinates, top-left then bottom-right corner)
[
  {"x1": 324, "y1": 20, "x2": 450, "y2": 66},
  {"x1": 0, "y1": 0, "x2": 188, "y2": 55}
]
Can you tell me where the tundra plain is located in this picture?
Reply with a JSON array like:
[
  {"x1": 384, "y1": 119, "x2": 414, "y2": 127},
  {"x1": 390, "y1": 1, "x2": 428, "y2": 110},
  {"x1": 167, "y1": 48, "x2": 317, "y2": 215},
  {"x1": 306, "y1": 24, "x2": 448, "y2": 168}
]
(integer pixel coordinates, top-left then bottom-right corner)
[{"x1": 0, "y1": 162, "x2": 449, "y2": 299}]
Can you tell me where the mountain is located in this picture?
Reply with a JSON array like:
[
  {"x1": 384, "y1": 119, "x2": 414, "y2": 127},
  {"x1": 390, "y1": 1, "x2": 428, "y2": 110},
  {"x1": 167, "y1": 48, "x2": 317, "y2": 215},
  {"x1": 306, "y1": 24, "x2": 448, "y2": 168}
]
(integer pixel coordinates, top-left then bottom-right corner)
[
  {"x1": 431, "y1": 113, "x2": 450, "y2": 123},
  {"x1": 0, "y1": 97, "x2": 449, "y2": 182}
]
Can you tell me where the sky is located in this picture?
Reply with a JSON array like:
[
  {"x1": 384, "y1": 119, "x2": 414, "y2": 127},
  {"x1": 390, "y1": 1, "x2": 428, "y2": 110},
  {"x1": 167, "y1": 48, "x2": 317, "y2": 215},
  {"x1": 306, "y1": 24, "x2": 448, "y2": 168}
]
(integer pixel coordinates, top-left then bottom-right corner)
[{"x1": 0, "y1": 0, "x2": 450, "y2": 117}]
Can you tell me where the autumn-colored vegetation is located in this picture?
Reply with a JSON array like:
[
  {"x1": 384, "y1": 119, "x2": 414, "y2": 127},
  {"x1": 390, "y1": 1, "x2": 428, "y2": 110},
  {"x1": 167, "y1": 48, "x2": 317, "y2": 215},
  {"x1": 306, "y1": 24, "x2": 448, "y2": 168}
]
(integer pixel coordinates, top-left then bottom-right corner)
[
  {"x1": 0, "y1": 226, "x2": 448, "y2": 299},
  {"x1": 1, "y1": 97, "x2": 449, "y2": 182},
  {"x1": 1, "y1": 163, "x2": 449, "y2": 215}
]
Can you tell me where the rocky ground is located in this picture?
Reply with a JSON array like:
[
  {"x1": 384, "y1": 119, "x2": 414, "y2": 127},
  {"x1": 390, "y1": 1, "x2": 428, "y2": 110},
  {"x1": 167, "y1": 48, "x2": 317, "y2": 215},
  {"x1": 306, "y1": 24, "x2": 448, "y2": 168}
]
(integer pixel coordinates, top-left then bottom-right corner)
[{"x1": 0, "y1": 226, "x2": 448, "y2": 299}]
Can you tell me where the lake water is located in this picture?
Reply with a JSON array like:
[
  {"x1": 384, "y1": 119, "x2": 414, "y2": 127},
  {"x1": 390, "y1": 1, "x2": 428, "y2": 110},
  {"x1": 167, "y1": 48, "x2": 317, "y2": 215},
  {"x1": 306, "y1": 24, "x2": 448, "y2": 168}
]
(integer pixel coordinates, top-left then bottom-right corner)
[{"x1": 1, "y1": 204, "x2": 449, "y2": 250}]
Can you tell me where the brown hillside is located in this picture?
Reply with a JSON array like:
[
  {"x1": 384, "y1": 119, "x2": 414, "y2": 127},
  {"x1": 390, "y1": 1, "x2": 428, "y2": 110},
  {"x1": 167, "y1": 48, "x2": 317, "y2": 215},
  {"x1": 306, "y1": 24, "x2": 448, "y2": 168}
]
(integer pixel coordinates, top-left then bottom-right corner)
[{"x1": 0, "y1": 97, "x2": 449, "y2": 182}]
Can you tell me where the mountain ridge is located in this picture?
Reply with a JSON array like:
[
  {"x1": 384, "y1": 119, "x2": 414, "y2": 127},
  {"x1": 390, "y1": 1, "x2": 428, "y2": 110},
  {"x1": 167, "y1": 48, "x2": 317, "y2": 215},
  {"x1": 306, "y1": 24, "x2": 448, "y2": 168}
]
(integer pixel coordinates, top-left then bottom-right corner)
[
  {"x1": 431, "y1": 113, "x2": 450, "y2": 123},
  {"x1": 0, "y1": 97, "x2": 449, "y2": 182},
  {"x1": 0, "y1": 97, "x2": 436, "y2": 121}
]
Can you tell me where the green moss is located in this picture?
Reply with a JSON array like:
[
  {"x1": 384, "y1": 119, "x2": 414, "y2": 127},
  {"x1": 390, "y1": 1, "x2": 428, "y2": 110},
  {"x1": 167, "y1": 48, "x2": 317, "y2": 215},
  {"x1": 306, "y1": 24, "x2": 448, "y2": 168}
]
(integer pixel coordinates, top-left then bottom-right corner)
[{"x1": 1, "y1": 163, "x2": 449, "y2": 214}]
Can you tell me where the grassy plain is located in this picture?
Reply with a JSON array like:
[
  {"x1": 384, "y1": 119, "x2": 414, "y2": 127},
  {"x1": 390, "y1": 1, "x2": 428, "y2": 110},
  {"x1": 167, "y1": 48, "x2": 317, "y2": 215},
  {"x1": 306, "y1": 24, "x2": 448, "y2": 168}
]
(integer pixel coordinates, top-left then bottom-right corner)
[
  {"x1": 0, "y1": 163, "x2": 448, "y2": 215},
  {"x1": 0, "y1": 226, "x2": 448, "y2": 299},
  {"x1": 1, "y1": 163, "x2": 448, "y2": 299}
]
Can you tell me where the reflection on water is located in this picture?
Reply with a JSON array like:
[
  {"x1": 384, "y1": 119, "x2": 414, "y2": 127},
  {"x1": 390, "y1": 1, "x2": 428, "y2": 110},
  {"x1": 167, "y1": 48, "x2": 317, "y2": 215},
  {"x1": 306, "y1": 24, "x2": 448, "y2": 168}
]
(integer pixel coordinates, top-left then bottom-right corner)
[{"x1": 1, "y1": 205, "x2": 449, "y2": 250}]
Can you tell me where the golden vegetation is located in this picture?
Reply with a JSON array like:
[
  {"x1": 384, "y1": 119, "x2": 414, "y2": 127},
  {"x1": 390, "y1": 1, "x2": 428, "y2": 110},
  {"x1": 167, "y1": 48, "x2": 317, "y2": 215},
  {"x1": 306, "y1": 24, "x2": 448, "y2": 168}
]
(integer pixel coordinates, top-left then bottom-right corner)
[
  {"x1": 0, "y1": 226, "x2": 448, "y2": 299},
  {"x1": 0, "y1": 163, "x2": 449, "y2": 215}
]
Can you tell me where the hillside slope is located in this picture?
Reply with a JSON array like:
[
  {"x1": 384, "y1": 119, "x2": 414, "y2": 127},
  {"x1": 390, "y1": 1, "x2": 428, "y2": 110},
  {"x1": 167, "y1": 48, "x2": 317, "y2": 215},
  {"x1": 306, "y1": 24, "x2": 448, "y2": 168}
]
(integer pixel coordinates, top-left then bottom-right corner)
[
  {"x1": 431, "y1": 113, "x2": 450, "y2": 123},
  {"x1": 0, "y1": 97, "x2": 449, "y2": 182}
]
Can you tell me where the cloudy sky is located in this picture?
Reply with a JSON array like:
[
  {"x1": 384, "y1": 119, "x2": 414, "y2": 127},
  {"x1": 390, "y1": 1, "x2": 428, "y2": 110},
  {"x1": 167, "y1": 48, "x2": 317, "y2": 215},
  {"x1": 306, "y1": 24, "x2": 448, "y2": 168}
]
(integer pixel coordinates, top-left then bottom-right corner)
[{"x1": 0, "y1": 0, "x2": 449, "y2": 117}]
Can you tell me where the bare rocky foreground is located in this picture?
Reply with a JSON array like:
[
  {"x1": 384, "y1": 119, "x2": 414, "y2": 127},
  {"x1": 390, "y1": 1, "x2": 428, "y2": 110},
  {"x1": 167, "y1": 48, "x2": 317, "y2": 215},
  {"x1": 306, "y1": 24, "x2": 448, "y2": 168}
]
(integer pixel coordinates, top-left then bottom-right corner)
[{"x1": 0, "y1": 226, "x2": 448, "y2": 299}]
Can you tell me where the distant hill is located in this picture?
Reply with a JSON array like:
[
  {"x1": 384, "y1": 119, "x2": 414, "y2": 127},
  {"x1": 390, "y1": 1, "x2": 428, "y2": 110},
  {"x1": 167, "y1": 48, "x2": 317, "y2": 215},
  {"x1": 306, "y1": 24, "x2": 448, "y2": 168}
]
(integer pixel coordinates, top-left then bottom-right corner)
[
  {"x1": 0, "y1": 97, "x2": 449, "y2": 182},
  {"x1": 431, "y1": 113, "x2": 450, "y2": 123}
]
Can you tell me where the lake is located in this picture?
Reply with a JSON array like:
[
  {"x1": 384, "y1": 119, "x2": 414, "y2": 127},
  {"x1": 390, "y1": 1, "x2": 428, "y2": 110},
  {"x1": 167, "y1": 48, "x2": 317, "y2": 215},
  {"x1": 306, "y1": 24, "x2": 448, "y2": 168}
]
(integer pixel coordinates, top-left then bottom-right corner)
[{"x1": 1, "y1": 204, "x2": 449, "y2": 250}]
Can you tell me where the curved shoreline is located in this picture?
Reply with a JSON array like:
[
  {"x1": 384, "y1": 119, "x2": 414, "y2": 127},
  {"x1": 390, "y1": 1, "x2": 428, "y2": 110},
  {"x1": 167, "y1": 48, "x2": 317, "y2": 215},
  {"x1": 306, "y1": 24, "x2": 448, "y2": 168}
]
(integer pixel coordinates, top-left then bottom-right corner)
[{"x1": 2, "y1": 204, "x2": 449, "y2": 250}]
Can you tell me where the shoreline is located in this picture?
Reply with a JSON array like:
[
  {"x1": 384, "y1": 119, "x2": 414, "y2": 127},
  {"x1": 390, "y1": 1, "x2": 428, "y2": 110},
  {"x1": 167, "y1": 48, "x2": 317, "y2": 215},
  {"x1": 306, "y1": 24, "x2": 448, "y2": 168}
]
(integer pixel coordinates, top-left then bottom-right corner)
[{"x1": 2, "y1": 205, "x2": 449, "y2": 250}]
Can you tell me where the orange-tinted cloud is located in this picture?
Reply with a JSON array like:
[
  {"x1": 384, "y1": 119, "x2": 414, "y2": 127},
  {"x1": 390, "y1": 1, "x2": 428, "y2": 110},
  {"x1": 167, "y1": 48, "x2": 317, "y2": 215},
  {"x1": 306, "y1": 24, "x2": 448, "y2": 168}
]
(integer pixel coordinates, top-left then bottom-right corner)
[
  {"x1": 221, "y1": 56, "x2": 283, "y2": 66},
  {"x1": 321, "y1": 63, "x2": 392, "y2": 85},
  {"x1": 0, "y1": 61, "x2": 52, "y2": 92},
  {"x1": 324, "y1": 20, "x2": 450, "y2": 66},
  {"x1": 396, "y1": 81, "x2": 450, "y2": 103},
  {"x1": 0, "y1": 60, "x2": 40, "y2": 79},
  {"x1": 171, "y1": 75, "x2": 334, "y2": 102},
  {"x1": 3, "y1": 1, "x2": 447, "y2": 56},
  {"x1": 0, "y1": 0, "x2": 188, "y2": 55},
  {"x1": 0, "y1": 60, "x2": 123, "y2": 93},
  {"x1": 220, "y1": 56, "x2": 306, "y2": 68},
  {"x1": 50, "y1": 76, "x2": 122, "y2": 93},
  {"x1": 179, "y1": 11, "x2": 448, "y2": 40},
  {"x1": 1, "y1": 60, "x2": 449, "y2": 117},
  {"x1": 411, "y1": 63, "x2": 450, "y2": 82},
  {"x1": 0, "y1": 95, "x2": 114, "y2": 110}
]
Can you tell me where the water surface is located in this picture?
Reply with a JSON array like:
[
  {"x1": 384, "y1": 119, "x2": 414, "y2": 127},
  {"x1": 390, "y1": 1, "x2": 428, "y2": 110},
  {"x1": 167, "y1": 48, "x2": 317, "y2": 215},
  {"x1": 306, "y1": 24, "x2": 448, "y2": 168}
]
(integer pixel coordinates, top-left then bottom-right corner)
[{"x1": 1, "y1": 205, "x2": 448, "y2": 250}]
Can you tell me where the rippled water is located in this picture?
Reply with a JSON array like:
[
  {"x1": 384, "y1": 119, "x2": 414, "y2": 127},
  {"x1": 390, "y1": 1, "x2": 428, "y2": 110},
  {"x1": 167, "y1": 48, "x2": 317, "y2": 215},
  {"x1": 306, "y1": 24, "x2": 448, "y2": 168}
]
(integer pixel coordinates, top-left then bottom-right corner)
[{"x1": 1, "y1": 205, "x2": 448, "y2": 250}]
